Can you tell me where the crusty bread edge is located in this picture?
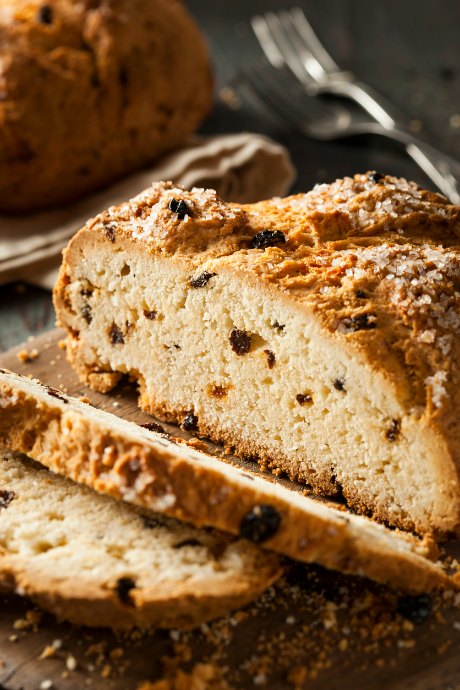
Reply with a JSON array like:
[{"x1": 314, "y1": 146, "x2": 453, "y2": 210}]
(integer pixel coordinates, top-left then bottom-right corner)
[{"x1": 0, "y1": 554, "x2": 280, "y2": 631}]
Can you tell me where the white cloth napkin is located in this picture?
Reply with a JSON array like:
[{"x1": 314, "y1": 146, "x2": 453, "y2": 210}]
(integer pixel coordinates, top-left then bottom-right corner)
[{"x1": 0, "y1": 133, "x2": 295, "y2": 290}]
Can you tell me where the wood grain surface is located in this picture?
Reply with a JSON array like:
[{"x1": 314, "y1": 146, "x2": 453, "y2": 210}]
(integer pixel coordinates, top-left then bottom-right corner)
[{"x1": 1, "y1": 330, "x2": 460, "y2": 690}]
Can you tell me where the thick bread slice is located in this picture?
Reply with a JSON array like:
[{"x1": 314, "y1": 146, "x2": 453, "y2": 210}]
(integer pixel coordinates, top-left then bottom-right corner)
[
  {"x1": 53, "y1": 174, "x2": 460, "y2": 535},
  {"x1": 0, "y1": 451, "x2": 281, "y2": 630},
  {"x1": 0, "y1": 368, "x2": 451, "y2": 593}
]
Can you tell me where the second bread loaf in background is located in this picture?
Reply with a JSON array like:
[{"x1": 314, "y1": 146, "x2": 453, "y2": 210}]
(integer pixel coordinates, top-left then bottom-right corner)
[{"x1": 0, "y1": 0, "x2": 212, "y2": 213}]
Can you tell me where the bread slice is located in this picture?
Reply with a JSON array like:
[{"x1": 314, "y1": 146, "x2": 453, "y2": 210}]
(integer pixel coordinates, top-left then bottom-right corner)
[
  {"x1": 53, "y1": 174, "x2": 460, "y2": 535},
  {"x1": 0, "y1": 450, "x2": 281, "y2": 630},
  {"x1": 0, "y1": 367, "x2": 452, "y2": 593}
]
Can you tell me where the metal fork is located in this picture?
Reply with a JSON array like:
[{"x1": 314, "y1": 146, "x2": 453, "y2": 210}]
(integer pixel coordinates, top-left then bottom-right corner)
[
  {"x1": 238, "y1": 58, "x2": 448, "y2": 148},
  {"x1": 251, "y1": 8, "x2": 460, "y2": 203}
]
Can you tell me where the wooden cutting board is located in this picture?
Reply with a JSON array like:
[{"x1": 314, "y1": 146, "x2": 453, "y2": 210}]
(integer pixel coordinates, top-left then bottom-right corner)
[{"x1": 1, "y1": 329, "x2": 460, "y2": 690}]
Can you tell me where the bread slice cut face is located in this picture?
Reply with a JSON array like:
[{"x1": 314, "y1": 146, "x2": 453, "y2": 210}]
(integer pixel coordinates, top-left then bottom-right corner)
[{"x1": 53, "y1": 175, "x2": 460, "y2": 535}]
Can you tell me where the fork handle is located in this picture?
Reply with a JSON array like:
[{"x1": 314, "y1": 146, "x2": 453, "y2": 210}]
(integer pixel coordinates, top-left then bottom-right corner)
[
  {"x1": 314, "y1": 78, "x2": 413, "y2": 130},
  {"x1": 357, "y1": 123, "x2": 460, "y2": 204},
  {"x1": 316, "y1": 79, "x2": 460, "y2": 203},
  {"x1": 404, "y1": 142, "x2": 460, "y2": 204}
]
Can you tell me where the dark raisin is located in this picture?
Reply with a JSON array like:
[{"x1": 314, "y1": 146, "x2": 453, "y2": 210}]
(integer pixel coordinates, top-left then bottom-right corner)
[
  {"x1": 355, "y1": 290, "x2": 367, "y2": 299},
  {"x1": 229, "y1": 329, "x2": 251, "y2": 356},
  {"x1": 143, "y1": 310, "x2": 157, "y2": 320},
  {"x1": 385, "y1": 419, "x2": 400, "y2": 442},
  {"x1": 142, "y1": 515, "x2": 161, "y2": 529},
  {"x1": 80, "y1": 288, "x2": 93, "y2": 298},
  {"x1": 105, "y1": 224, "x2": 117, "y2": 243},
  {"x1": 115, "y1": 577, "x2": 136, "y2": 607},
  {"x1": 296, "y1": 393, "x2": 312, "y2": 405},
  {"x1": 81, "y1": 303, "x2": 92, "y2": 324},
  {"x1": 369, "y1": 172, "x2": 385, "y2": 183},
  {"x1": 173, "y1": 539, "x2": 204, "y2": 549},
  {"x1": 251, "y1": 230, "x2": 286, "y2": 249},
  {"x1": 189, "y1": 272, "x2": 216, "y2": 288},
  {"x1": 38, "y1": 5, "x2": 53, "y2": 24},
  {"x1": 397, "y1": 594, "x2": 432, "y2": 625},
  {"x1": 333, "y1": 379, "x2": 345, "y2": 392},
  {"x1": 264, "y1": 349, "x2": 276, "y2": 369},
  {"x1": 210, "y1": 385, "x2": 228, "y2": 398},
  {"x1": 168, "y1": 198, "x2": 192, "y2": 220},
  {"x1": 0, "y1": 490, "x2": 15, "y2": 510},
  {"x1": 109, "y1": 323, "x2": 124, "y2": 344},
  {"x1": 182, "y1": 412, "x2": 198, "y2": 431},
  {"x1": 240, "y1": 504, "x2": 281, "y2": 544},
  {"x1": 141, "y1": 422, "x2": 166, "y2": 434},
  {"x1": 45, "y1": 386, "x2": 69, "y2": 403},
  {"x1": 341, "y1": 313, "x2": 377, "y2": 332},
  {"x1": 272, "y1": 321, "x2": 285, "y2": 332}
]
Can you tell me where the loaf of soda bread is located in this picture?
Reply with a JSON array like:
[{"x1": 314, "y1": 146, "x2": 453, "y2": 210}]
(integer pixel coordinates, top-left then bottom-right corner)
[
  {"x1": 54, "y1": 173, "x2": 460, "y2": 535},
  {"x1": 0, "y1": 450, "x2": 281, "y2": 629},
  {"x1": 0, "y1": 0, "x2": 211, "y2": 213},
  {"x1": 0, "y1": 368, "x2": 451, "y2": 593}
]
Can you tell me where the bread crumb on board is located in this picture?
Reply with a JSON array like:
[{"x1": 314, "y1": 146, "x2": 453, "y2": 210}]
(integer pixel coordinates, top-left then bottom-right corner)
[
  {"x1": 2, "y1": 565, "x2": 460, "y2": 688},
  {"x1": 39, "y1": 681, "x2": 53, "y2": 690},
  {"x1": 39, "y1": 639, "x2": 63, "y2": 660},
  {"x1": 137, "y1": 662, "x2": 227, "y2": 690},
  {"x1": 16, "y1": 348, "x2": 39, "y2": 363}
]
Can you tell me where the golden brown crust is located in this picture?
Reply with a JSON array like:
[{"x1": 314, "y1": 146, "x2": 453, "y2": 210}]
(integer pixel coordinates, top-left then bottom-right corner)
[
  {"x1": 0, "y1": 0, "x2": 212, "y2": 213},
  {"x1": 0, "y1": 368, "x2": 453, "y2": 594},
  {"x1": 1, "y1": 561, "x2": 279, "y2": 631}
]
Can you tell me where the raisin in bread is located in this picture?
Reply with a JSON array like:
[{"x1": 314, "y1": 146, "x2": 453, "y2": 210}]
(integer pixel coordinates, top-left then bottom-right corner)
[
  {"x1": 0, "y1": 368, "x2": 451, "y2": 593},
  {"x1": 53, "y1": 174, "x2": 460, "y2": 536},
  {"x1": 0, "y1": 450, "x2": 281, "y2": 629},
  {"x1": 0, "y1": 0, "x2": 211, "y2": 213}
]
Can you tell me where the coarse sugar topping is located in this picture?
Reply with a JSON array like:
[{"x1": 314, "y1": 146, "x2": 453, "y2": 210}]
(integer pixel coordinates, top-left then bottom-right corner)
[
  {"x1": 129, "y1": 185, "x2": 242, "y2": 241},
  {"x1": 328, "y1": 243, "x2": 460, "y2": 358},
  {"x1": 93, "y1": 181, "x2": 247, "y2": 254},
  {"x1": 286, "y1": 172, "x2": 456, "y2": 236}
]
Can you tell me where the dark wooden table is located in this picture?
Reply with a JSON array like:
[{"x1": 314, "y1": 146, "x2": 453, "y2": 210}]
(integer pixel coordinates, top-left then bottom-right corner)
[{"x1": 1, "y1": 0, "x2": 459, "y2": 352}]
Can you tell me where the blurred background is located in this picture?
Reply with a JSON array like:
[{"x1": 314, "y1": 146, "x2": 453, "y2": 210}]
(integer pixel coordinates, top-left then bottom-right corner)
[
  {"x1": 199, "y1": 0, "x2": 460, "y2": 187},
  {"x1": 2, "y1": 0, "x2": 460, "y2": 349}
]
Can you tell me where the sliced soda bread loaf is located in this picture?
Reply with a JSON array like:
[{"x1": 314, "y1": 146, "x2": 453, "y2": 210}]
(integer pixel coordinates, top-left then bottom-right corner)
[
  {"x1": 0, "y1": 368, "x2": 452, "y2": 593},
  {"x1": 53, "y1": 174, "x2": 460, "y2": 535},
  {"x1": 0, "y1": 451, "x2": 281, "y2": 629}
]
